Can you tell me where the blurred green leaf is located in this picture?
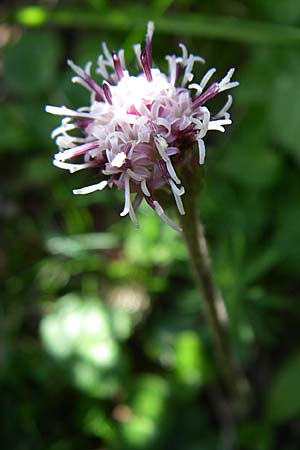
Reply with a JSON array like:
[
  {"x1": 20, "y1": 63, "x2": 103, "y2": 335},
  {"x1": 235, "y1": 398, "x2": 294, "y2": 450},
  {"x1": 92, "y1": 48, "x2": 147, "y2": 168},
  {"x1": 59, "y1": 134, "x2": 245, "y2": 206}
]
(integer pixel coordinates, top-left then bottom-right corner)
[
  {"x1": 268, "y1": 49, "x2": 300, "y2": 156},
  {"x1": 124, "y1": 205, "x2": 185, "y2": 266},
  {"x1": 174, "y1": 331, "x2": 210, "y2": 387},
  {"x1": 265, "y1": 353, "x2": 300, "y2": 423},
  {"x1": 8, "y1": 7, "x2": 300, "y2": 45},
  {"x1": 244, "y1": 246, "x2": 279, "y2": 285},
  {"x1": 41, "y1": 294, "x2": 133, "y2": 356},
  {"x1": 36, "y1": 258, "x2": 70, "y2": 291},
  {"x1": 40, "y1": 294, "x2": 133, "y2": 397},
  {"x1": 250, "y1": 0, "x2": 300, "y2": 25},
  {"x1": 274, "y1": 196, "x2": 300, "y2": 272},
  {"x1": 0, "y1": 104, "x2": 31, "y2": 152},
  {"x1": 238, "y1": 421, "x2": 274, "y2": 450},
  {"x1": 121, "y1": 375, "x2": 170, "y2": 448},
  {"x1": 45, "y1": 232, "x2": 119, "y2": 257},
  {"x1": 16, "y1": 6, "x2": 47, "y2": 26},
  {"x1": 220, "y1": 106, "x2": 281, "y2": 190},
  {"x1": 3, "y1": 31, "x2": 61, "y2": 96}
]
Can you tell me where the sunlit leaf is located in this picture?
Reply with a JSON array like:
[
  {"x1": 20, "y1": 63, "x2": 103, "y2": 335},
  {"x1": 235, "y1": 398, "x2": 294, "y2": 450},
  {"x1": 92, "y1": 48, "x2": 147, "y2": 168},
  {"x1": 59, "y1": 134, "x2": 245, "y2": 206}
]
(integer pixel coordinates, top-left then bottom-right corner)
[
  {"x1": 45, "y1": 232, "x2": 119, "y2": 257},
  {"x1": 174, "y1": 331, "x2": 210, "y2": 387}
]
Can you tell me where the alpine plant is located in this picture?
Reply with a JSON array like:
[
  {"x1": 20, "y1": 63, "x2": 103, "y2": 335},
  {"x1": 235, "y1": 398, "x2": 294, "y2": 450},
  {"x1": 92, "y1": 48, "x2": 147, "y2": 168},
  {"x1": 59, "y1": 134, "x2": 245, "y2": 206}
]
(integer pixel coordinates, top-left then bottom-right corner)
[{"x1": 46, "y1": 22, "x2": 238, "y2": 231}]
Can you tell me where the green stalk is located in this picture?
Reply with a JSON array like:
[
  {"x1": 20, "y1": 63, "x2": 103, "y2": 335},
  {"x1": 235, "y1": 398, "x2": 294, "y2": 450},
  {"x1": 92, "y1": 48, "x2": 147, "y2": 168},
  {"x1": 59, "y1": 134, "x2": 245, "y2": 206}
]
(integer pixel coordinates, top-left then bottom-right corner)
[{"x1": 7, "y1": 6, "x2": 300, "y2": 46}]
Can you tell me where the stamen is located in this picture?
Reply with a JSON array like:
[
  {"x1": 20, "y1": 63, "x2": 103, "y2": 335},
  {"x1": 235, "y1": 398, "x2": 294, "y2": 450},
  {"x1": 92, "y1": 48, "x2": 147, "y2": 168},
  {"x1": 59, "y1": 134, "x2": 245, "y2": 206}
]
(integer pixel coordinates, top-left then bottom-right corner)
[
  {"x1": 127, "y1": 169, "x2": 144, "y2": 182},
  {"x1": 169, "y1": 180, "x2": 185, "y2": 215},
  {"x1": 133, "y1": 192, "x2": 143, "y2": 210},
  {"x1": 102, "y1": 42, "x2": 113, "y2": 65},
  {"x1": 54, "y1": 141, "x2": 99, "y2": 162},
  {"x1": 53, "y1": 160, "x2": 92, "y2": 173},
  {"x1": 96, "y1": 54, "x2": 110, "y2": 79},
  {"x1": 180, "y1": 52, "x2": 205, "y2": 87},
  {"x1": 178, "y1": 43, "x2": 188, "y2": 64},
  {"x1": 140, "y1": 49, "x2": 152, "y2": 82},
  {"x1": 102, "y1": 82, "x2": 113, "y2": 105},
  {"x1": 51, "y1": 123, "x2": 76, "y2": 139},
  {"x1": 133, "y1": 44, "x2": 142, "y2": 67},
  {"x1": 141, "y1": 179, "x2": 150, "y2": 196},
  {"x1": 67, "y1": 59, "x2": 105, "y2": 101},
  {"x1": 155, "y1": 136, "x2": 181, "y2": 184},
  {"x1": 145, "y1": 195, "x2": 155, "y2": 209},
  {"x1": 218, "y1": 68, "x2": 236, "y2": 91},
  {"x1": 73, "y1": 180, "x2": 107, "y2": 195},
  {"x1": 153, "y1": 201, "x2": 182, "y2": 232},
  {"x1": 156, "y1": 117, "x2": 171, "y2": 136},
  {"x1": 45, "y1": 105, "x2": 95, "y2": 119},
  {"x1": 129, "y1": 204, "x2": 139, "y2": 228},
  {"x1": 192, "y1": 82, "x2": 219, "y2": 109},
  {"x1": 208, "y1": 119, "x2": 232, "y2": 132},
  {"x1": 111, "y1": 151, "x2": 127, "y2": 168},
  {"x1": 145, "y1": 21, "x2": 154, "y2": 67},
  {"x1": 214, "y1": 95, "x2": 233, "y2": 120},
  {"x1": 175, "y1": 63, "x2": 183, "y2": 85},
  {"x1": 199, "y1": 67, "x2": 216, "y2": 90},
  {"x1": 197, "y1": 107, "x2": 210, "y2": 139},
  {"x1": 112, "y1": 51, "x2": 124, "y2": 80},
  {"x1": 75, "y1": 118, "x2": 94, "y2": 129},
  {"x1": 56, "y1": 135, "x2": 86, "y2": 149},
  {"x1": 120, "y1": 174, "x2": 131, "y2": 217},
  {"x1": 118, "y1": 49, "x2": 126, "y2": 71},
  {"x1": 196, "y1": 136, "x2": 206, "y2": 164},
  {"x1": 158, "y1": 159, "x2": 170, "y2": 183},
  {"x1": 166, "y1": 55, "x2": 177, "y2": 85}
]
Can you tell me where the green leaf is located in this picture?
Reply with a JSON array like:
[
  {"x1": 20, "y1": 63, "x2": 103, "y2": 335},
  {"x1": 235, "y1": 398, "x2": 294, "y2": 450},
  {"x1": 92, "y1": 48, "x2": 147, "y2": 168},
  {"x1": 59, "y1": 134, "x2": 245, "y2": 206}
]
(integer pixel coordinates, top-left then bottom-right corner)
[
  {"x1": 45, "y1": 232, "x2": 119, "y2": 257},
  {"x1": 0, "y1": 104, "x2": 31, "y2": 152},
  {"x1": 220, "y1": 106, "x2": 282, "y2": 190},
  {"x1": 265, "y1": 353, "x2": 300, "y2": 423},
  {"x1": 174, "y1": 331, "x2": 209, "y2": 387},
  {"x1": 238, "y1": 421, "x2": 274, "y2": 450},
  {"x1": 268, "y1": 49, "x2": 300, "y2": 156},
  {"x1": 3, "y1": 31, "x2": 61, "y2": 96},
  {"x1": 121, "y1": 375, "x2": 170, "y2": 448},
  {"x1": 8, "y1": 7, "x2": 300, "y2": 45},
  {"x1": 274, "y1": 196, "x2": 300, "y2": 272},
  {"x1": 250, "y1": 0, "x2": 300, "y2": 25}
]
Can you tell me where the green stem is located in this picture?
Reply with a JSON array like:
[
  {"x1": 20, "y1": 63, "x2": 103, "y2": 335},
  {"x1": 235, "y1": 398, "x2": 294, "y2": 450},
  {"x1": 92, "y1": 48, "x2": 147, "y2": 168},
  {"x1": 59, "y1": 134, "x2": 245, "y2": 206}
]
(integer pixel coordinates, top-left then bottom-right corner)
[
  {"x1": 179, "y1": 188, "x2": 249, "y2": 415},
  {"x1": 7, "y1": 6, "x2": 300, "y2": 46}
]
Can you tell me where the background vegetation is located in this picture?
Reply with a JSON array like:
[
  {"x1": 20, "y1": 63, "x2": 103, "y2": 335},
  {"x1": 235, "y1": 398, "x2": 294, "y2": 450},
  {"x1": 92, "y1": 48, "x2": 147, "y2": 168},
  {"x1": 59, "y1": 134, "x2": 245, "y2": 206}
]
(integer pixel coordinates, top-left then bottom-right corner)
[{"x1": 1, "y1": 1, "x2": 300, "y2": 449}]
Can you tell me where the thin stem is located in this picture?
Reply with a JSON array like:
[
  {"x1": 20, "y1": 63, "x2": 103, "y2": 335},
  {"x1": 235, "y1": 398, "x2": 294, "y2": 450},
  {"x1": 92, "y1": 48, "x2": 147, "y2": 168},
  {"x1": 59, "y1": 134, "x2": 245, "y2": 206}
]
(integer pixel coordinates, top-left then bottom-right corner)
[
  {"x1": 179, "y1": 188, "x2": 250, "y2": 416},
  {"x1": 9, "y1": 7, "x2": 300, "y2": 45}
]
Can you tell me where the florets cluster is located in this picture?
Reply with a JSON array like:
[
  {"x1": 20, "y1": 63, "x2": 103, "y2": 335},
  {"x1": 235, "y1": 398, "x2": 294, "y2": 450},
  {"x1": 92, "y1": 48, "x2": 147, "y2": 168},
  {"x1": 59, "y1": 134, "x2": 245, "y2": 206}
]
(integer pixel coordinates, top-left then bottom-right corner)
[{"x1": 46, "y1": 22, "x2": 238, "y2": 231}]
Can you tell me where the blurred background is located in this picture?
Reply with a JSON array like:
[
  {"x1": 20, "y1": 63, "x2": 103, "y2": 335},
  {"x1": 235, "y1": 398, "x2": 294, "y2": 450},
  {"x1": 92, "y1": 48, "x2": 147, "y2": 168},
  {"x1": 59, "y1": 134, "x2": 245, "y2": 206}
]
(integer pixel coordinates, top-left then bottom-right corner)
[{"x1": 1, "y1": 1, "x2": 300, "y2": 449}]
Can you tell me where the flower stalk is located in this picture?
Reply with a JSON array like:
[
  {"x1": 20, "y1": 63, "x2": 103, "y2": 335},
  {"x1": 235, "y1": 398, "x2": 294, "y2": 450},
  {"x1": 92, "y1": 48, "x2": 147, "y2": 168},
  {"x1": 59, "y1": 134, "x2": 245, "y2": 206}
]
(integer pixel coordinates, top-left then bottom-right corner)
[{"x1": 46, "y1": 21, "x2": 249, "y2": 415}]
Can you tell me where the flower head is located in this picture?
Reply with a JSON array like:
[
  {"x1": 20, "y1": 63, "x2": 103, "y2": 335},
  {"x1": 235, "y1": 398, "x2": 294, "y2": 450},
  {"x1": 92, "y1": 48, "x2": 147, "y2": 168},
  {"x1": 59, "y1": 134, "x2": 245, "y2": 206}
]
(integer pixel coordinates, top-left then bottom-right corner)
[{"x1": 46, "y1": 22, "x2": 238, "y2": 231}]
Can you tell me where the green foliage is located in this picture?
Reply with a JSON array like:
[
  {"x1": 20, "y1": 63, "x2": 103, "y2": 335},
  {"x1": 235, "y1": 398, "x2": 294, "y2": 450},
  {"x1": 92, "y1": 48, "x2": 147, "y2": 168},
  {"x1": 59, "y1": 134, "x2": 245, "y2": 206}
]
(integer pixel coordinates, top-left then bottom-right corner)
[
  {"x1": 3, "y1": 31, "x2": 62, "y2": 96},
  {"x1": 265, "y1": 354, "x2": 300, "y2": 423},
  {"x1": 40, "y1": 293, "x2": 133, "y2": 397},
  {"x1": 2, "y1": 1, "x2": 300, "y2": 450}
]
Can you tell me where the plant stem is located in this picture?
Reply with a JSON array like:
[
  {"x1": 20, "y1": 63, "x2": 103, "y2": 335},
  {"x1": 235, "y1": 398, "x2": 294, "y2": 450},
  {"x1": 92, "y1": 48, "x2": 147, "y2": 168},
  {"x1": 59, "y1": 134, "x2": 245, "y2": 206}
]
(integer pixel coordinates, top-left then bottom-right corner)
[{"x1": 178, "y1": 188, "x2": 250, "y2": 416}]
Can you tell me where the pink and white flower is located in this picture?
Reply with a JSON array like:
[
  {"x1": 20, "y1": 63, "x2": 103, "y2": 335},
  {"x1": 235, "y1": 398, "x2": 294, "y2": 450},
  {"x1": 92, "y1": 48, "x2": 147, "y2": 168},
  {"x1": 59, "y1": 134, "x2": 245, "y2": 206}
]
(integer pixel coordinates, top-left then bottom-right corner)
[{"x1": 46, "y1": 22, "x2": 238, "y2": 231}]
